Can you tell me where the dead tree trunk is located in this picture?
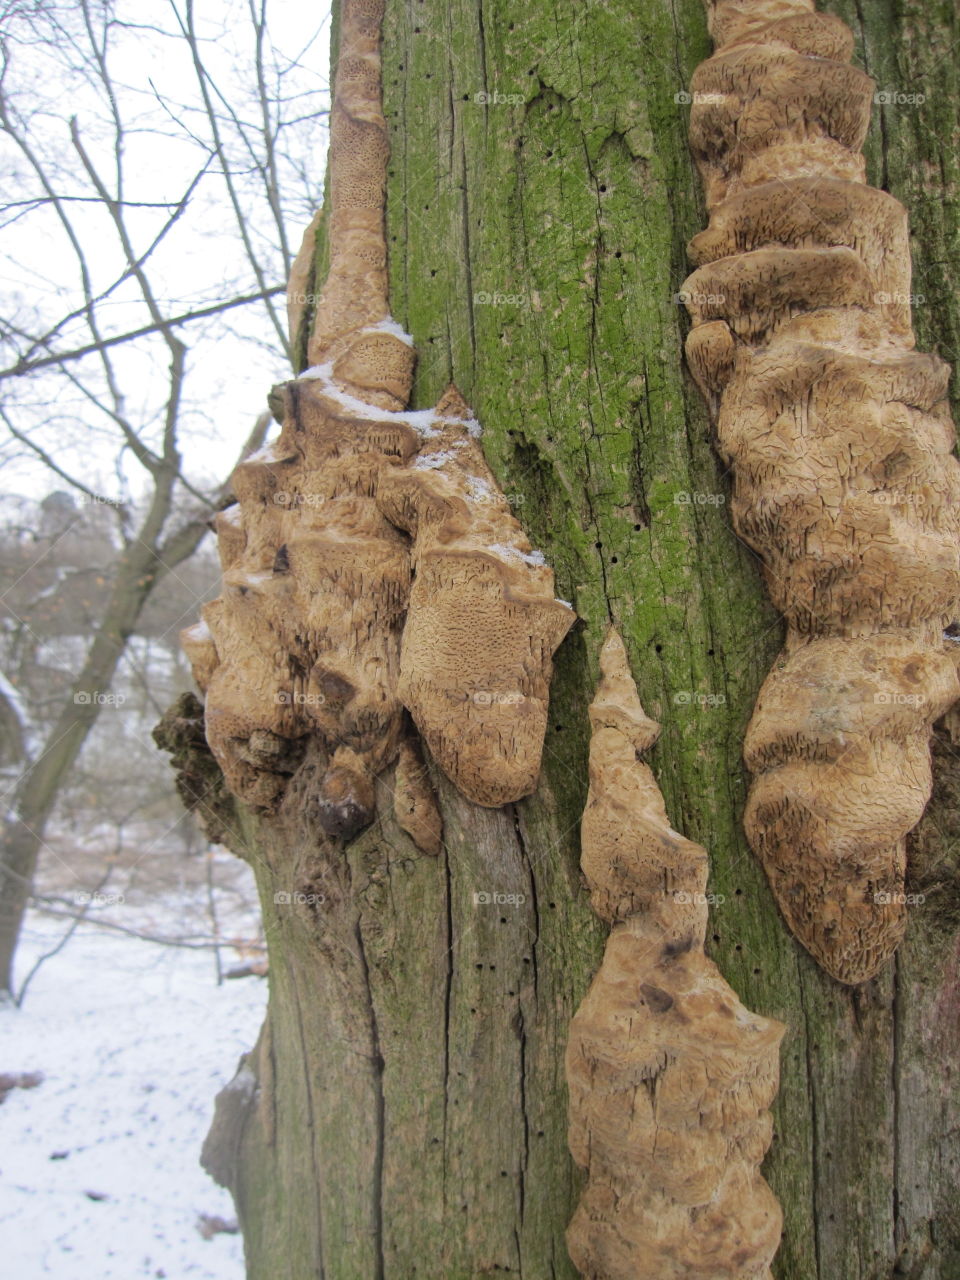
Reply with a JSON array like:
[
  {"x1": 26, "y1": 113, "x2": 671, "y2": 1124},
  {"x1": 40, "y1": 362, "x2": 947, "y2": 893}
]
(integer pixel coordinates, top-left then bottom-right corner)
[{"x1": 166, "y1": 0, "x2": 960, "y2": 1275}]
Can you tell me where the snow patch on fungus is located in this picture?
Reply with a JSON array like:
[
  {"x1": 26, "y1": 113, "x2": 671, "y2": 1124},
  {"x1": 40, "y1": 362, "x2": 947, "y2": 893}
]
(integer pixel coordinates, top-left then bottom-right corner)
[
  {"x1": 246, "y1": 442, "x2": 284, "y2": 465},
  {"x1": 180, "y1": 620, "x2": 219, "y2": 696},
  {"x1": 487, "y1": 543, "x2": 547, "y2": 568},
  {"x1": 299, "y1": 362, "x2": 483, "y2": 440},
  {"x1": 364, "y1": 316, "x2": 414, "y2": 345}
]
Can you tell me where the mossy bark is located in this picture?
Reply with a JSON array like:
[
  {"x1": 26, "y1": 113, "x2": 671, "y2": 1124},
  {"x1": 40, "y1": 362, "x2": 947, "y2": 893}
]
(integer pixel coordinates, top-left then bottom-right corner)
[{"x1": 201, "y1": 1, "x2": 960, "y2": 1276}]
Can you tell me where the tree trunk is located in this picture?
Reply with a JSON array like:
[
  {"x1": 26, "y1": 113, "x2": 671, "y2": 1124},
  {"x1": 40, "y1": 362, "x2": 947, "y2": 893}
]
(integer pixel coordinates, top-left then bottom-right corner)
[{"x1": 190, "y1": 1, "x2": 960, "y2": 1276}]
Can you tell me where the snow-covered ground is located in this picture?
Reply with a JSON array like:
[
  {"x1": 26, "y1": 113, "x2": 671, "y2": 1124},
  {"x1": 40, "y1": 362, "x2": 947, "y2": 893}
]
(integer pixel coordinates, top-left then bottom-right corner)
[{"x1": 0, "y1": 909, "x2": 267, "y2": 1279}]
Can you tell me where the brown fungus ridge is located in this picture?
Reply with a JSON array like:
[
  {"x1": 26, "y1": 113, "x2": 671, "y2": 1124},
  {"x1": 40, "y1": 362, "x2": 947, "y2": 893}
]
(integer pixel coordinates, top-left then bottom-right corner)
[
  {"x1": 306, "y1": 0, "x2": 415, "y2": 412},
  {"x1": 188, "y1": 392, "x2": 416, "y2": 831},
  {"x1": 680, "y1": 0, "x2": 960, "y2": 983},
  {"x1": 179, "y1": 0, "x2": 574, "y2": 846},
  {"x1": 566, "y1": 629, "x2": 784, "y2": 1280},
  {"x1": 377, "y1": 386, "x2": 575, "y2": 806}
]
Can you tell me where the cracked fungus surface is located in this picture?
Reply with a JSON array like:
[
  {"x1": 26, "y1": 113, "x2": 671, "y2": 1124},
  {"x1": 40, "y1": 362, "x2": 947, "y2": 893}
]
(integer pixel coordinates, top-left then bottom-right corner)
[
  {"x1": 566, "y1": 628, "x2": 784, "y2": 1280},
  {"x1": 682, "y1": 0, "x2": 960, "y2": 984}
]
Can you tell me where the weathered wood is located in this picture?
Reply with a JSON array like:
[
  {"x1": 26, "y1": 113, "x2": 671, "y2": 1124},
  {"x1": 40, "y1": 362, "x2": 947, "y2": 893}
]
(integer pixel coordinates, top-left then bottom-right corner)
[{"x1": 188, "y1": 1, "x2": 960, "y2": 1276}]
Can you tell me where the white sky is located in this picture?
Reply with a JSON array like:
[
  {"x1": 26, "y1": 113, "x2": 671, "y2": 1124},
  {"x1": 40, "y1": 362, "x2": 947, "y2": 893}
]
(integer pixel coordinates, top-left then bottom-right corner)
[{"x1": 0, "y1": 0, "x2": 332, "y2": 504}]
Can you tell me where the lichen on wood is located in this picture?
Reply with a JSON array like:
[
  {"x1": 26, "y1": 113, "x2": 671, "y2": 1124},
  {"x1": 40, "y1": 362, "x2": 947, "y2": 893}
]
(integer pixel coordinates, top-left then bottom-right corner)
[
  {"x1": 566, "y1": 628, "x2": 784, "y2": 1280},
  {"x1": 681, "y1": 0, "x2": 960, "y2": 984},
  {"x1": 179, "y1": 0, "x2": 573, "y2": 846}
]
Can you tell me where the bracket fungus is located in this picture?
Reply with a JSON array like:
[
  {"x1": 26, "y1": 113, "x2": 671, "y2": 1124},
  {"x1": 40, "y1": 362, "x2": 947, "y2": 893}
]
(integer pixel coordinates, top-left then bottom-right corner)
[
  {"x1": 566, "y1": 630, "x2": 784, "y2": 1279},
  {"x1": 376, "y1": 386, "x2": 574, "y2": 806},
  {"x1": 179, "y1": 0, "x2": 573, "y2": 847},
  {"x1": 681, "y1": 0, "x2": 960, "y2": 983}
]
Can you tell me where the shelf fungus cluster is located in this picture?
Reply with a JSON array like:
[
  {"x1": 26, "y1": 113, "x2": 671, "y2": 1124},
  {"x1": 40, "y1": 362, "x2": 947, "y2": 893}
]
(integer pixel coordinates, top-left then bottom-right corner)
[
  {"x1": 179, "y1": 0, "x2": 574, "y2": 848},
  {"x1": 566, "y1": 630, "x2": 784, "y2": 1280},
  {"x1": 681, "y1": 0, "x2": 960, "y2": 982}
]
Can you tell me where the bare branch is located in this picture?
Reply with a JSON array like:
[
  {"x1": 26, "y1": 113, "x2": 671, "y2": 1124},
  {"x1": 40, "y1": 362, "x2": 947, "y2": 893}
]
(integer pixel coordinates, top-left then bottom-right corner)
[
  {"x1": 14, "y1": 863, "x2": 113, "y2": 1005},
  {"x1": 174, "y1": 0, "x2": 292, "y2": 357},
  {"x1": 0, "y1": 407, "x2": 122, "y2": 506},
  {"x1": 28, "y1": 896, "x2": 265, "y2": 953},
  {"x1": 9, "y1": 161, "x2": 213, "y2": 372},
  {"x1": 69, "y1": 116, "x2": 178, "y2": 352},
  {"x1": 0, "y1": 286, "x2": 286, "y2": 379}
]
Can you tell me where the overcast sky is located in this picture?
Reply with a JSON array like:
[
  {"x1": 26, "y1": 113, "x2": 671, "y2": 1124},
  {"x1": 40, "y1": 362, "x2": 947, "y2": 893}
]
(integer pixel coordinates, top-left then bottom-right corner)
[{"x1": 0, "y1": 0, "x2": 331, "y2": 505}]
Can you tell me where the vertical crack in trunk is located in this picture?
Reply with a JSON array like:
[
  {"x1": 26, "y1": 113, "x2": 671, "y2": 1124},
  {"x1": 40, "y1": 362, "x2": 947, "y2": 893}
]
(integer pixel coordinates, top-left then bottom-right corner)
[
  {"x1": 287, "y1": 946, "x2": 328, "y2": 1279},
  {"x1": 798, "y1": 963, "x2": 822, "y2": 1280},
  {"x1": 354, "y1": 916, "x2": 386, "y2": 1280},
  {"x1": 513, "y1": 806, "x2": 540, "y2": 1000},
  {"x1": 441, "y1": 829, "x2": 454, "y2": 1212},
  {"x1": 892, "y1": 949, "x2": 903, "y2": 1258},
  {"x1": 512, "y1": 804, "x2": 533, "y2": 1272},
  {"x1": 517, "y1": 1005, "x2": 528, "y2": 1229}
]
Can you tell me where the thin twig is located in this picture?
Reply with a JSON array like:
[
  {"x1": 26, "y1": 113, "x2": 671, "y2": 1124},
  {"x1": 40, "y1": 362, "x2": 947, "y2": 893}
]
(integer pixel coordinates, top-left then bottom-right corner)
[
  {"x1": 28, "y1": 898, "x2": 264, "y2": 952},
  {"x1": 15, "y1": 864, "x2": 113, "y2": 1006},
  {"x1": 0, "y1": 287, "x2": 285, "y2": 379}
]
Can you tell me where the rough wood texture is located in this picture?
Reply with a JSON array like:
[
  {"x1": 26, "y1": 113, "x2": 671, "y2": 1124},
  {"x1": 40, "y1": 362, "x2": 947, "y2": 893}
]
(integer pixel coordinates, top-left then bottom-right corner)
[
  {"x1": 567, "y1": 630, "x2": 784, "y2": 1279},
  {"x1": 181, "y1": 0, "x2": 572, "y2": 840},
  {"x1": 682, "y1": 0, "x2": 960, "y2": 983},
  {"x1": 157, "y1": 0, "x2": 960, "y2": 1274},
  {"x1": 392, "y1": 735, "x2": 443, "y2": 854}
]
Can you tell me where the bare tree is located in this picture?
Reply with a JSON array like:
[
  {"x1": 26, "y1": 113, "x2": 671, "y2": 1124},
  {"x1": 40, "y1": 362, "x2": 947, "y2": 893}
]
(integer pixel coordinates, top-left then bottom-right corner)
[{"x1": 0, "y1": 0, "x2": 329, "y2": 992}]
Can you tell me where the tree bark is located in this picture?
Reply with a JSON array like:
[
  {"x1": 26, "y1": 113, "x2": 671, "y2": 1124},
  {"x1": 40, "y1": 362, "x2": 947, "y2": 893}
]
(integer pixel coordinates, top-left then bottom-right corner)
[{"x1": 192, "y1": 1, "x2": 960, "y2": 1276}]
